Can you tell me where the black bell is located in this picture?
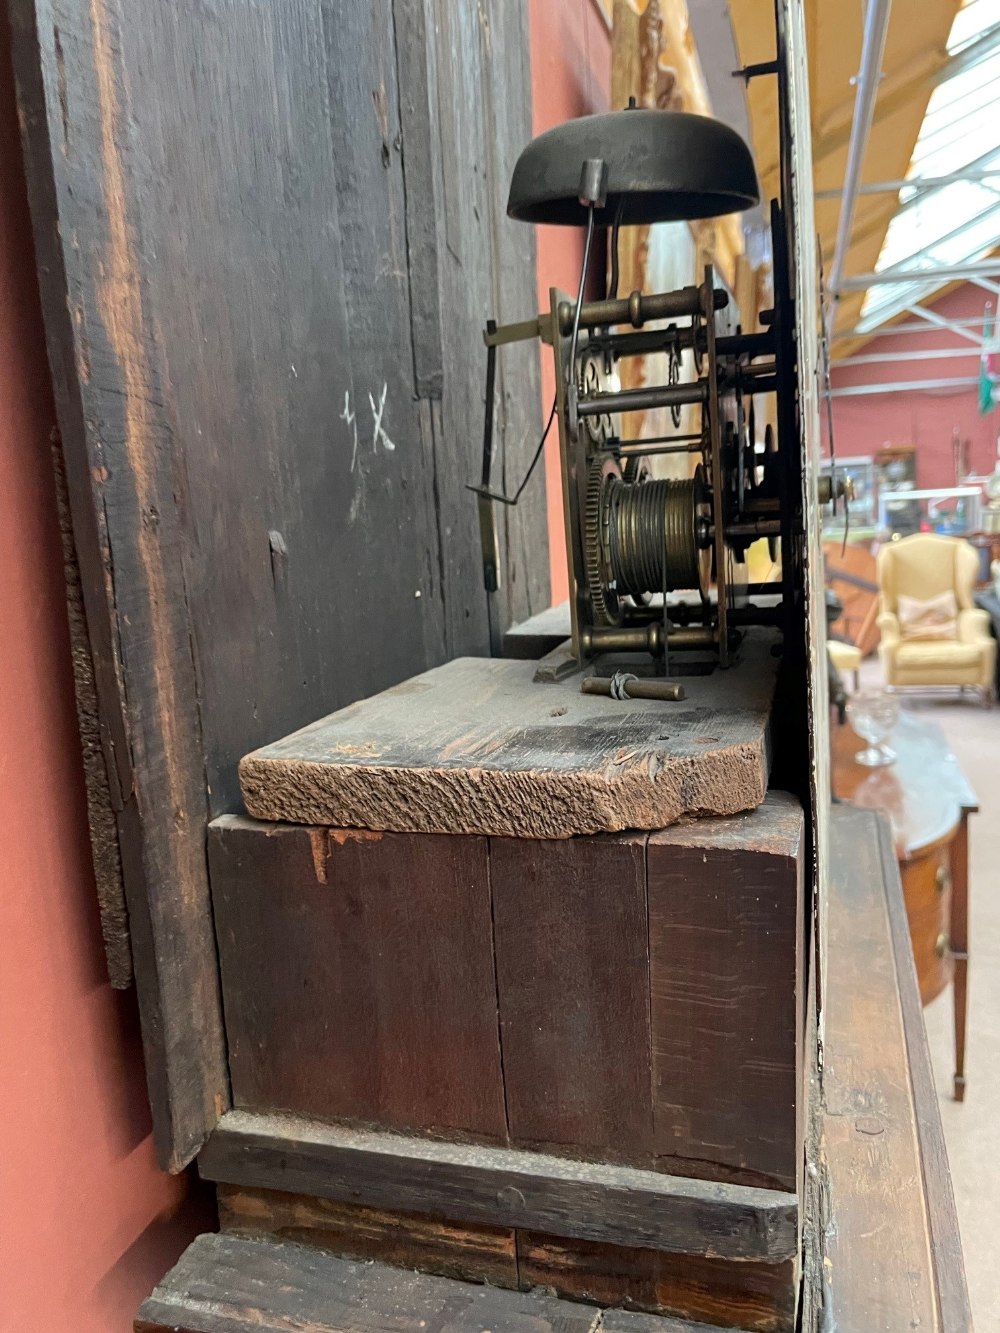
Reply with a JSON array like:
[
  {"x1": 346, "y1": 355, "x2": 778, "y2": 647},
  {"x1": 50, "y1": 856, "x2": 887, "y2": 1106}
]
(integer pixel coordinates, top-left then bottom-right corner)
[{"x1": 507, "y1": 109, "x2": 759, "y2": 227}]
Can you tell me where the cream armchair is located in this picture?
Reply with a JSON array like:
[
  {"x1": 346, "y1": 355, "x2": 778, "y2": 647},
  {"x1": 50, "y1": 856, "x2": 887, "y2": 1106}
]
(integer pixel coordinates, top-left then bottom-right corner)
[{"x1": 877, "y1": 534, "x2": 995, "y2": 702}]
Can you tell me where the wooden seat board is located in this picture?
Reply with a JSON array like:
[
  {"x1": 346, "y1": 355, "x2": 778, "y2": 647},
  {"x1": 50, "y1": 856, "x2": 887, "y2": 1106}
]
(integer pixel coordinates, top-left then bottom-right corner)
[{"x1": 239, "y1": 638, "x2": 778, "y2": 838}]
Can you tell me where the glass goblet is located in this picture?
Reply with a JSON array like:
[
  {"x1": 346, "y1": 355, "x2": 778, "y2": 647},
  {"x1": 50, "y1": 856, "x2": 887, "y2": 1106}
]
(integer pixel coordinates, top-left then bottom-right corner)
[{"x1": 845, "y1": 688, "x2": 899, "y2": 767}]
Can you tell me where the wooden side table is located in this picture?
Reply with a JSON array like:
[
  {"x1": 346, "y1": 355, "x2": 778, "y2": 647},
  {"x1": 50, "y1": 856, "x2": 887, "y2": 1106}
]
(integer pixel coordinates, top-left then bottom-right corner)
[{"x1": 832, "y1": 712, "x2": 977, "y2": 1100}]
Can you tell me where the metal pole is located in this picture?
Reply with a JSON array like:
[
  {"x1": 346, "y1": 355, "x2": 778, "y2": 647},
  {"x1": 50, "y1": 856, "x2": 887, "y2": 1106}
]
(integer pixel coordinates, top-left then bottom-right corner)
[
  {"x1": 829, "y1": 0, "x2": 894, "y2": 303},
  {"x1": 833, "y1": 314, "x2": 990, "y2": 339},
  {"x1": 839, "y1": 259, "x2": 1000, "y2": 290},
  {"x1": 834, "y1": 346, "x2": 982, "y2": 366},
  {"x1": 903, "y1": 304, "x2": 985, "y2": 347},
  {"x1": 816, "y1": 167, "x2": 1000, "y2": 200},
  {"x1": 829, "y1": 376, "x2": 979, "y2": 397}
]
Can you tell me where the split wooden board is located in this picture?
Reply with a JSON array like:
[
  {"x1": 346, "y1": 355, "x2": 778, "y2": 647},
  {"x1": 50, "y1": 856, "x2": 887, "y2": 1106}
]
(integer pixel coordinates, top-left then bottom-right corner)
[
  {"x1": 240, "y1": 636, "x2": 779, "y2": 838},
  {"x1": 136, "y1": 1232, "x2": 755, "y2": 1333}
]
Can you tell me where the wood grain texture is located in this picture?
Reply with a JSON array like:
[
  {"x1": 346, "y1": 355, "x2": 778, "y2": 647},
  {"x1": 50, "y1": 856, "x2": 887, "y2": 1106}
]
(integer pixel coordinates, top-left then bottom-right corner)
[
  {"x1": 240, "y1": 640, "x2": 778, "y2": 838},
  {"x1": 12, "y1": 0, "x2": 546, "y2": 1168},
  {"x1": 648, "y1": 793, "x2": 804, "y2": 1191},
  {"x1": 516, "y1": 1235, "x2": 794, "y2": 1333},
  {"x1": 50, "y1": 433, "x2": 131, "y2": 987},
  {"x1": 135, "y1": 1233, "x2": 599, "y2": 1333},
  {"x1": 10, "y1": 0, "x2": 228, "y2": 1170},
  {"x1": 491, "y1": 833, "x2": 652, "y2": 1161},
  {"x1": 208, "y1": 816, "x2": 505, "y2": 1141},
  {"x1": 198, "y1": 1110, "x2": 799, "y2": 1263},
  {"x1": 216, "y1": 1184, "x2": 517, "y2": 1289},
  {"x1": 810, "y1": 806, "x2": 972, "y2": 1331}
]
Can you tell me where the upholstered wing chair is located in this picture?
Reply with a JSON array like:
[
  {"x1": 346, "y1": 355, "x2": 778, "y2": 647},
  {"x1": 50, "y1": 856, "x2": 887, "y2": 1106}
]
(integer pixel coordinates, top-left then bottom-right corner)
[{"x1": 877, "y1": 533, "x2": 995, "y2": 702}]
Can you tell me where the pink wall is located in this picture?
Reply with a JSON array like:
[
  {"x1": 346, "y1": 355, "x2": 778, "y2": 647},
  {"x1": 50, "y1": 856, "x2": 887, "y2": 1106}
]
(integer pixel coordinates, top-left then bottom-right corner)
[
  {"x1": 528, "y1": 0, "x2": 611, "y2": 604},
  {"x1": 830, "y1": 282, "x2": 1000, "y2": 488},
  {"x1": 0, "y1": 19, "x2": 210, "y2": 1333}
]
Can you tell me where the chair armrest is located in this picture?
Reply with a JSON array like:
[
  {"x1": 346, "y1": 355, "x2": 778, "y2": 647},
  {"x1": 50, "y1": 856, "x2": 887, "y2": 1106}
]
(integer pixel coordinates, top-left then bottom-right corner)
[
  {"x1": 877, "y1": 611, "x2": 901, "y2": 646},
  {"x1": 957, "y1": 607, "x2": 993, "y2": 644},
  {"x1": 878, "y1": 612, "x2": 900, "y2": 678}
]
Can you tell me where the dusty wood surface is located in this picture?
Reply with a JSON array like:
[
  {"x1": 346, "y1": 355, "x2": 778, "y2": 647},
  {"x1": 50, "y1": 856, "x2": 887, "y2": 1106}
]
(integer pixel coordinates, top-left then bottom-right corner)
[
  {"x1": 198, "y1": 1110, "x2": 798, "y2": 1263},
  {"x1": 492, "y1": 833, "x2": 652, "y2": 1162},
  {"x1": 804, "y1": 806, "x2": 971, "y2": 1331},
  {"x1": 135, "y1": 1233, "x2": 594, "y2": 1333},
  {"x1": 648, "y1": 794, "x2": 804, "y2": 1190},
  {"x1": 12, "y1": 0, "x2": 545, "y2": 1169},
  {"x1": 217, "y1": 1184, "x2": 517, "y2": 1289},
  {"x1": 240, "y1": 638, "x2": 778, "y2": 838},
  {"x1": 136, "y1": 1231, "x2": 757, "y2": 1333},
  {"x1": 209, "y1": 817, "x2": 505, "y2": 1139}
]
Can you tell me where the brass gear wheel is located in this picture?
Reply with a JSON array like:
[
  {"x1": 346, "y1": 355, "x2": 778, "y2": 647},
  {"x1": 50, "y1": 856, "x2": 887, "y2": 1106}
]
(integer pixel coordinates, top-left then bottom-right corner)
[{"x1": 585, "y1": 457, "x2": 622, "y2": 626}]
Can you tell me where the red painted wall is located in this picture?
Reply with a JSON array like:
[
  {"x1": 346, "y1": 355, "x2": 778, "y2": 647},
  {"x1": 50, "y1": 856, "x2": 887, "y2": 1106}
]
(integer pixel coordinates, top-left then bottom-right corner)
[
  {"x1": 0, "y1": 20, "x2": 210, "y2": 1333},
  {"x1": 528, "y1": 0, "x2": 611, "y2": 604},
  {"x1": 830, "y1": 282, "x2": 1000, "y2": 488}
]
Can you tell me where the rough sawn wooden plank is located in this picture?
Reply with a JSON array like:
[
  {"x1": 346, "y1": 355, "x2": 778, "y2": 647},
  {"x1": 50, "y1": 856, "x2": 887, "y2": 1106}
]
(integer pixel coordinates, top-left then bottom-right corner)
[
  {"x1": 136, "y1": 1232, "x2": 753, "y2": 1333},
  {"x1": 240, "y1": 636, "x2": 778, "y2": 838}
]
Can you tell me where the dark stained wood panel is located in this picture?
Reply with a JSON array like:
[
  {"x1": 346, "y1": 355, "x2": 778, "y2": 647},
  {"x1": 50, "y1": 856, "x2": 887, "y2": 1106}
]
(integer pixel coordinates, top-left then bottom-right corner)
[
  {"x1": 491, "y1": 833, "x2": 652, "y2": 1161},
  {"x1": 216, "y1": 1184, "x2": 518, "y2": 1289},
  {"x1": 240, "y1": 641, "x2": 779, "y2": 837},
  {"x1": 198, "y1": 1109, "x2": 799, "y2": 1263},
  {"x1": 208, "y1": 816, "x2": 506, "y2": 1141},
  {"x1": 648, "y1": 793, "x2": 804, "y2": 1191},
  {"x1": 135, "y1": 1233, "x2": 599, "y2": 1333},
  {"x1": 11, "y1": 0, "x2": 546, "y2": 1168},
  {"x1": 515, "y1": 1235, "x2": 794, "y2": 1333}
]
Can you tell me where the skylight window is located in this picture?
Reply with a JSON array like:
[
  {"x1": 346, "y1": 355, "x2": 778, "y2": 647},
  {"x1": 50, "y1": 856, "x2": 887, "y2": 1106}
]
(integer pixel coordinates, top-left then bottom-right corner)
[{"x1": 858, "y1": 0, "x2": 1000, "y2": 332}]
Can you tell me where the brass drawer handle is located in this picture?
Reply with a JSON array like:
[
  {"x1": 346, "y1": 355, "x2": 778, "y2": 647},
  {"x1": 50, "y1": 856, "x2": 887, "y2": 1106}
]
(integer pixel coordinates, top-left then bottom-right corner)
[
  {"x1": 936, "y1": 932, "x2": 951, "y2": 959},
  {"x1": 936, "y1": 864, "x2": 951, "y2": 895}
]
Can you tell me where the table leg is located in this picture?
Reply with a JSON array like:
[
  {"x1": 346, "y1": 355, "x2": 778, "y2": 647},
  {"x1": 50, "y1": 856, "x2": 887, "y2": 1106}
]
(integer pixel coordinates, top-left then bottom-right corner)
[{"x1": 950, "y1": 814, "x2": 970, "y2": 1102}]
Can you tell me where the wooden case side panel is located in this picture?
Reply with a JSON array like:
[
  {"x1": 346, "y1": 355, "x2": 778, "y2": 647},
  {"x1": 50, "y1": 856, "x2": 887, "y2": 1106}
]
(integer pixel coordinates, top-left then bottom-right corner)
[
  {"x1": 9, "y1": 0, "x2": 230, "y2": 1171},
  {"x1": 490, "y1": 833, "x2": 652, "y2": 1163},
  {"x1": 208, "y1": 817, "x2": 506, "y2": 1141},
  {"x1": 648, "y1": 795, "x2": 804, "y2": 1191}
]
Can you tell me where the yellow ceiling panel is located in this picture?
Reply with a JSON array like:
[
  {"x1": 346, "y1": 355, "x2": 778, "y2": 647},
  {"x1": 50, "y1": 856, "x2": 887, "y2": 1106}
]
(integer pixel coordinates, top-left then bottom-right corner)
[{"x1": 728, "y1": 0, "x2": 959, "y2": 345}]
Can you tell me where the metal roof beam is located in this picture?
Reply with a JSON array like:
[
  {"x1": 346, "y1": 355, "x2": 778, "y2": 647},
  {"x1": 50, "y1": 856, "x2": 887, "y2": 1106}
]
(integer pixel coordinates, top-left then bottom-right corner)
[
  {"x1": 901, "y1": 304, "x2": 985, "y2": 345},
  {"x1": 840, "y1": 259, "x2": 1000, "y2": 291},
  {"x1": 829, "y1": 0, "x2": 894, "y2": 305},
  {"x1": 816, "y1": 167, "x2": 1000, "y2": 200},
  {"x1": 832, "y1": 314, "x2": 989, "y2": 339},
  {"x1": 834, "y1": 346, "x2": 982, "y2": 366},
  {"x1": 829, "y1": 376, "x2": 979, "y2": 398}
]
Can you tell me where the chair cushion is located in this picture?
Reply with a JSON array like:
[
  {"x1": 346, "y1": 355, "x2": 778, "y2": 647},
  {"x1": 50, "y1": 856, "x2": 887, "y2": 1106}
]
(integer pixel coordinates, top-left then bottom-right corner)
[
  {"x1": 897, "y1": 589, "x2": 958, "y2": 641},
  {"x1": 895, "y1": 640, "x2": 984, "y2": 670}
]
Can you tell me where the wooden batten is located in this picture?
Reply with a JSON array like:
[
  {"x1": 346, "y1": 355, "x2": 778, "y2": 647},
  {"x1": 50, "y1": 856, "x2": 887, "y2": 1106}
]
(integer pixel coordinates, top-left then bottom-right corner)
[{"x1": 199, "y1": 1110, "x2": 798, "y2": 1264}]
